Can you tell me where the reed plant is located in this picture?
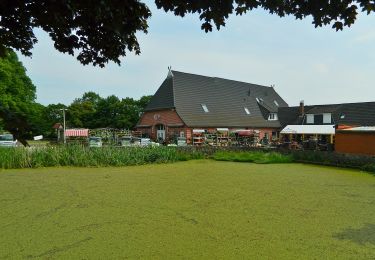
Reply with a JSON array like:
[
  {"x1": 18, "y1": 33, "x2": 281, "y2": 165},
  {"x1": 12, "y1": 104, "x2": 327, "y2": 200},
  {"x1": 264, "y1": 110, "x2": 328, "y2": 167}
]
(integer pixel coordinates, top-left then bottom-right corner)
[{"x1": 0, "y1": 146, "x2": 205, "y2": 169}]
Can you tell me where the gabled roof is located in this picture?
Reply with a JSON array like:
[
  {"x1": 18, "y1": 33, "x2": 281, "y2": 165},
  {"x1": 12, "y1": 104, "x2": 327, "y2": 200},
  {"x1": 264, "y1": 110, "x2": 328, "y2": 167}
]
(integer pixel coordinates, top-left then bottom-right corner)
[
  {"x1": 279, "y1": 102, "x2": 375, "y2": 127},
  {"x1": 144, "y1": 76, "x2": 174, "y2": 111},
  {"x1": 145, "y1": 70, "x2": 288, "y2": 128}
]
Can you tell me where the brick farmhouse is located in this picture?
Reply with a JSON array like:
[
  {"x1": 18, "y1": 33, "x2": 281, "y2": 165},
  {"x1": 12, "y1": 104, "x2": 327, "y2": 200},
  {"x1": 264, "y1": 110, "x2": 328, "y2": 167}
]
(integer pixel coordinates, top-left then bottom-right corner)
[{"x1": 136, "y1": 70, "x2": 288, "y2": 144}]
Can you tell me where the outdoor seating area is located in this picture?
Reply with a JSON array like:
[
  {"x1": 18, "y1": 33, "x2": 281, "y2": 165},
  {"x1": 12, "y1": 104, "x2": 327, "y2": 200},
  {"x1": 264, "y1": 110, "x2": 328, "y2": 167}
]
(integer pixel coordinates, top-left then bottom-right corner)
[
  {"x1": 279, "y1": 125, "x2": 335, "y2": 151},
  {"x1": 190, "y1": 128, "x2": 275, "y2": 147}
]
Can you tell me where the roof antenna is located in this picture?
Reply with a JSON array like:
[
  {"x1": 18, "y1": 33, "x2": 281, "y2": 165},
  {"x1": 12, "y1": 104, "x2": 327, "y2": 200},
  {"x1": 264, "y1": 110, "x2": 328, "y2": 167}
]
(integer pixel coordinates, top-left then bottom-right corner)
[{"x1": 167, "y1": 66, "x2": 173, "y2": 78}]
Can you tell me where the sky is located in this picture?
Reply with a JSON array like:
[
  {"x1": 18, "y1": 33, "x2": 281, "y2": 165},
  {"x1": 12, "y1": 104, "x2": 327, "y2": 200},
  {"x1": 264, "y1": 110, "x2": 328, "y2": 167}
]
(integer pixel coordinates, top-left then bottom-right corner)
[{"x1": 17, "y1": 2, "x2": 375, "y2": 107}]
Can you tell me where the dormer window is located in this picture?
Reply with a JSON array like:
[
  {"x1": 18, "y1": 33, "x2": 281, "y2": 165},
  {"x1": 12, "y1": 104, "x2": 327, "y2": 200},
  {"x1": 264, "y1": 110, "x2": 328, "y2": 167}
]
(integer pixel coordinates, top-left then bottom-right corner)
[
  {"x1": 268, "y1": 113, "x2": 278, "y2": 121},
  {"x1": 274, "y1": 100, "x2": 279, "y2": 107},
  {"x1": 306, "y1": 114, "x2": 314, "y2": 124},
  {"x1": 201, "y1": 104, "x2": 209, "y2": 113},
  {"x1": 244, "y1": 107, "x2": 251, "y2": 115},
  {"x1": 323, "y1": 113, "x2": 331, "y2": 124}
]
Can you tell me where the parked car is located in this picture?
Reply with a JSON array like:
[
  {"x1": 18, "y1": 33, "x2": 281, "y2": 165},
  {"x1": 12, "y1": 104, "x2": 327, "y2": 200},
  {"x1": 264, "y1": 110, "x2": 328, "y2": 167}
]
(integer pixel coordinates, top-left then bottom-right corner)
[
  {"x1": 0, "y1": 134, "x2": 17, "y2": 147},
  {"x1": 89, "y1": 137, "x2": 103, "y2": 147}
]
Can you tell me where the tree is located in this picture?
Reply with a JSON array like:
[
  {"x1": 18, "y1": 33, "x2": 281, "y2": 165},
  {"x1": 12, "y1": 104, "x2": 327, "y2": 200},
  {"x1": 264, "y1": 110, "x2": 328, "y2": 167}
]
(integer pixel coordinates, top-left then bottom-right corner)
[
  {"x1": 1, "y1": 1, "x2": 374, "y2": 67},
  {"x1": 137, "y1": 95, "x2": 153, "y2": 110},
  {"x1": 42, "y1": 103, "x2": 68, "y2": 138},
  {"x1": 0, "y1": 49, "x2": 37, "y2": 146}
]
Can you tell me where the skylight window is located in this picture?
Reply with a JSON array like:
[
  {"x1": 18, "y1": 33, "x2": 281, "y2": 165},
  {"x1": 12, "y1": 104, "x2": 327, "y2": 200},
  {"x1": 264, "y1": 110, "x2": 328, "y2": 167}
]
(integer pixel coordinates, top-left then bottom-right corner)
[
  {"x1": 244, "y1": 107, "x2": 250, "y2": 115},
  {"x1": 340, "y1": 114, "x2": 345, "y2": 119},
  {"x1": 274, "y1": 100, "x2": 279, "y2": 107},
  {"x1": 256, "y1": 97, "x2": 264, "y2": 103},
  {"x1": 201, "y1": 104, "x2": 209, "y2": 113}
]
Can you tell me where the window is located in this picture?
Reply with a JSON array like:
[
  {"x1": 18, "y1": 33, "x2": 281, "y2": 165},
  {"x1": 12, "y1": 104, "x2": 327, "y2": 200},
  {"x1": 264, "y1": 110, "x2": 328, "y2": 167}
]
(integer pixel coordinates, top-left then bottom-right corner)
[
  {"x1": 314, "y1": 114, "x2": 323, "y2": 124},
  {"x1": 268, "y1": 113, "x2": 278, "y2": 120},
  {"x1": 273, "y1": 100, "x2": 279, "y2": 107},
  {"x1": 323, "y1": 113, "x2": 331, "y2": 124},
  {"x1": 340, "y1": 114, "x2": 345, "y2": 119},
  {"x1": 306, "y1": 114, "x2": 314, "y2": 124},
  {"x1": 244, "y1": 107, "x2": 250, "y2": 115},
  {"x1": 201, "y1": 104, "x2": 209, "y2": 113},
  {"x1": 156, "y1": 124, "x2": 165, "y2": 130},
  {"x1": 256, "y1": 97, "x2": 264, "y2": 103}
]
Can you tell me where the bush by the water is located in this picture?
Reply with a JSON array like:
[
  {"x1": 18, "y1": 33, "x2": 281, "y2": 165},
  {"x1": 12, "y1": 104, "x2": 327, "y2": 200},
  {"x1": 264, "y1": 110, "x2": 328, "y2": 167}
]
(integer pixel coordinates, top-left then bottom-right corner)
[
  {"x1": 0, "y1": 146, "x2": 205, "y2": 169},
  {"x1": 213, "y1": 151, "x2": 294, "y2": 164},
  {"x1": 290, "y1": 150, "x2": 375, "y2": 174},
  {"x1": 1, "y1": 146, "x2": 374, "y2": 174}
]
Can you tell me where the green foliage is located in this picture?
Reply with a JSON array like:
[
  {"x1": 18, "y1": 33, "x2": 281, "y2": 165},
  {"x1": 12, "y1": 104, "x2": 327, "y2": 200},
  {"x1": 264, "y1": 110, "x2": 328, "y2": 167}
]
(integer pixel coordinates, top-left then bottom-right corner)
[
  {"x1": 0, "y1": 146, "x2": 204, "y2": 169},
  {"x1": 291, "y1": 150, "x2": 375, "y2": 174},
  {"x1": 156, "y1": 1, "x2": 374, "y2": 32},
  {"x1": 0, "y1": 50, "x2": 38, "y2": 144},
  {"x1": 213, "y1": 150, "x2": 293, "y2": 164},
  {"x1": 0, "y1": 1, "x2": 151, "y2": 67},
  {"x1": 63, "y1": 93, "x2": 151, "y2": 130},
  {"x1": 1, "y1": 2, "x2": 373, "y2": 66},
  {"x1": 1, "y1": 161, "x2": 375, "y2": 258}
]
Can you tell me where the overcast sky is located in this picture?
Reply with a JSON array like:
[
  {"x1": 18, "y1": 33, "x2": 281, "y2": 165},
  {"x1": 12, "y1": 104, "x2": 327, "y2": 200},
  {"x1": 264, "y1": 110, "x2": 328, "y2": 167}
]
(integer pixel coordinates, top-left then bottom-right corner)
[{"x1": 17, "y1": 2, "x2": 375, "y2": 107}]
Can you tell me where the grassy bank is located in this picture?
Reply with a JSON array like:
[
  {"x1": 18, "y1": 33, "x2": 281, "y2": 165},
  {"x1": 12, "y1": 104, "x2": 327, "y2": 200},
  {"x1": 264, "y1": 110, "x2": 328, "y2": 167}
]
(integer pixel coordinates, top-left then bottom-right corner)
[
  {"x1": 213, "y1": 150, "x2": 293, "y2": 164},
  {"x1": 1, "y1": 161, "x2": 374, "y2": 259},
  {"x1": 1, "y1": 146, "x2": 374, "y2": 173},
  {"x1": 0, "y1": 146, "x2": 205, "y2": 169}
]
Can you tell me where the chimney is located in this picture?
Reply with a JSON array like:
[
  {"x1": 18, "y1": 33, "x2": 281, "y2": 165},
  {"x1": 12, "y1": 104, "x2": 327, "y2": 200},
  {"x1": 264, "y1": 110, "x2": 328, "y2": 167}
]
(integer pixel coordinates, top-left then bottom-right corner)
[
  {"x1": 299, "y1": 100, "x2": 304, "y2": 116},
  {"x1": 167, "y1": 66, "x2": 173, "y2": 78}
]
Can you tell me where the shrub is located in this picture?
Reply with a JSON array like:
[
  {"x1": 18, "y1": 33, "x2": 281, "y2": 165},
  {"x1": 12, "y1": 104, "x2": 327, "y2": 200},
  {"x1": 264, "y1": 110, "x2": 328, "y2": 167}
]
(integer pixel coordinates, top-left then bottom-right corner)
[
  {"x1": 213, "y1": 151, "x2": 293, "y2": 164},
  {"x1": 290, "y1": 150, "x2": 375, "y2": 174}
]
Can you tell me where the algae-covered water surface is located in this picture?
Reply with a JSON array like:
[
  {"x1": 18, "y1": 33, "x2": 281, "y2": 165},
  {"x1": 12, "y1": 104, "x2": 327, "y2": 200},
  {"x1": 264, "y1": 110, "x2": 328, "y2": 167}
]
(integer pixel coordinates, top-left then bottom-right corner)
[{"x1": 1, "y1": 160, "x2": 374, "y2": 259}]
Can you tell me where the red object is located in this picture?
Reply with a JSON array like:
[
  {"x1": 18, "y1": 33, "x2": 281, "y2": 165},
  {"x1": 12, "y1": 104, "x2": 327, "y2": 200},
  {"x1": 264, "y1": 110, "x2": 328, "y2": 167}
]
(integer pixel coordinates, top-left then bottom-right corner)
[
  {"x1": 237, "y1": 130, "x2": 254, "y2": 136},
  {"x1": 335, "y1": 131, "x2": 375, "y2": 156},
  {"x1": 65, "y1": 129, "x2": 89, "y2": 137},
  {"x1": 337, "y1": 124, "x2": 356, "y2": 130},
  {"x1": 52, "y1": 123, "x2": 62, "y2": 129}
]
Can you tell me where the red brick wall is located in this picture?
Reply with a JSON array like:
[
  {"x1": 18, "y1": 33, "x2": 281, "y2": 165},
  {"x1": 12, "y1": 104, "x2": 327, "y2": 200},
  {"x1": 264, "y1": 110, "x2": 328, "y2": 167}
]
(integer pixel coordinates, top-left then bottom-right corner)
[
  {"x1": 335, "y1": 132, "x2": 375, "y2": 156},
  {"x1": 137, "y1": 109, "x2": 186, "y2": 140},
  {"x1": 137, "y1": 110, "x2": 279, "y2": 144},
  {"x1": 138, "y1": 109, "x2": 184, "y2": 126}
]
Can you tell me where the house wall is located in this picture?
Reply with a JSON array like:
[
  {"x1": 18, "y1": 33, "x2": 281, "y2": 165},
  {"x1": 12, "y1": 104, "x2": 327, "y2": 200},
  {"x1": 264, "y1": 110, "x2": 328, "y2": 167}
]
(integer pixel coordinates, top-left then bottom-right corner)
[
  {"x1": 137, "y1": 109, "x2": 279, "y2": 144},
  {"x1": 137, "y1": 109, "x2": 186, "y2": 141},
  {"x1": 335, "y1": 131, "x2": 375, "y2": 156}
]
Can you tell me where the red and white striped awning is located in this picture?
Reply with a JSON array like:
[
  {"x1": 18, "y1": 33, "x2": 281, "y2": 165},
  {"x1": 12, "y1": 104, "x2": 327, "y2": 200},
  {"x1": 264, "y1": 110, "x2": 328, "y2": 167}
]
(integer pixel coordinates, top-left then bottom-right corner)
[{"x1": 65, "y1": 129, "x2": 89, "y2": 137}]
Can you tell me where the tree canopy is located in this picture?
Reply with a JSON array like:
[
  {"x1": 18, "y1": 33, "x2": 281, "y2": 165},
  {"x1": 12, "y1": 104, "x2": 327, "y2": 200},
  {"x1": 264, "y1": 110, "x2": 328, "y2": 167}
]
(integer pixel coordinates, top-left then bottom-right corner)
[
  {"x1": 1, "y1": 1, "x2": 373, "y2": 67},
  {"x1": 0, "y1": 49, "x2": 38, "y2": 145}
]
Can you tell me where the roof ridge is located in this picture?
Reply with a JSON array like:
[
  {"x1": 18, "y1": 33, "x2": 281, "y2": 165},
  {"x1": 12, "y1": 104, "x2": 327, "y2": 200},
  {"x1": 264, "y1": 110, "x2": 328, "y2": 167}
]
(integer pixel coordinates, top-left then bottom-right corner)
[
  {"x1": 171, "y1": 70, "x2": 271, "y2": 89},
  {"x1": 287, "y1": 101, "x2": 375, "y2": 108}
]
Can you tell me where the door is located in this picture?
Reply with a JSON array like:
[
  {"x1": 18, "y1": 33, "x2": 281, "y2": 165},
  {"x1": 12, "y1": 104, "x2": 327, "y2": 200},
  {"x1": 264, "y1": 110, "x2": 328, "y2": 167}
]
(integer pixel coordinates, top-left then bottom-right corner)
[{"x1": 156, "y1": 124, "x2": 166, "y2": 142}]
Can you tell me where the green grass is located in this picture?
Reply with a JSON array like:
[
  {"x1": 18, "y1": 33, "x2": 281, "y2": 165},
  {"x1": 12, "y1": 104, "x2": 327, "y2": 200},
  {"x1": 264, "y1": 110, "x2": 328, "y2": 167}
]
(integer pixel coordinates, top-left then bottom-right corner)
[
  {"x1": 213, "y1": 150, "x2": 294, "y2": 164},
  {"x1": 1, "y1": 161, "x2": 374, "y2": 259},
  {"x1": 0, "y1": 146, "x2": 205, "y2": 169}
]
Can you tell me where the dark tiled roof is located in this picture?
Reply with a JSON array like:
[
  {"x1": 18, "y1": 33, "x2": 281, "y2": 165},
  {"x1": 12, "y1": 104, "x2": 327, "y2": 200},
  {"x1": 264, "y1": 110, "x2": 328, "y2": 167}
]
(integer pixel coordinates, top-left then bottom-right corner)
[
  {"x1": 279, "y1": 102, "x2": 375, "y2": 127},
  {"x1": 145, "y1": 70, "x2": 288, "y2": 128},
  {"x1": 335, "y1": 102, "x2": 375, "y2": 126},
  {"x1": 145, "y1": 76, "x2": 174, "y2": 111}
]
